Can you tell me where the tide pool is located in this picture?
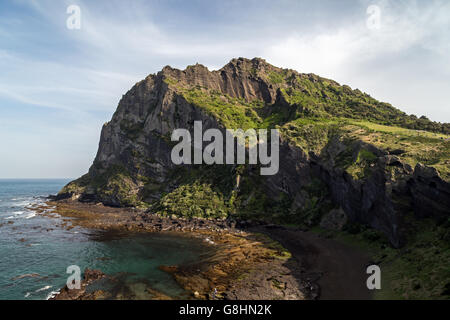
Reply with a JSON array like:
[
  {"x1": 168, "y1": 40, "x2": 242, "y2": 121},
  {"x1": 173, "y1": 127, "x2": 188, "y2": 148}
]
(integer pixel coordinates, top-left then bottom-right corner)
[{"x1": 0, "y1": 179, "x2": 212, "y2": 300}]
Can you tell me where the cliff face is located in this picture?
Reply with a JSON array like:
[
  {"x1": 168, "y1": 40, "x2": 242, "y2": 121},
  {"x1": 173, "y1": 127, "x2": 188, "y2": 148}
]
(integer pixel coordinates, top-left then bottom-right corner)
[{"x1": 59, "y1": 57, "x2": 450, "y2": 247}]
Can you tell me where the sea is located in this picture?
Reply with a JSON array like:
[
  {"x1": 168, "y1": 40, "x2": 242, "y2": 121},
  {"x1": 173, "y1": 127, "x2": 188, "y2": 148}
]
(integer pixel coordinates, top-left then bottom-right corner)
[{"x1": 0, "y1": 179, "x2": 212, "y2": 300}]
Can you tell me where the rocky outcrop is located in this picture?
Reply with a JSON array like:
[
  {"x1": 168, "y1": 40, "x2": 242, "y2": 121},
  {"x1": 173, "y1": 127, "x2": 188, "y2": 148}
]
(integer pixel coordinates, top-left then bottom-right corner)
[
  {"x1": 51, "y1": 269, "x2": 105, "y2": 300},
  {"x1": 409, "y1": 163, "x2": 450, "y2": 219},
  {"x1": 320, "y1": 208, "x2": 348, "y2": 231},
  {"x1": 59, "y1": 58, "x2": 450, "y2": 247}
]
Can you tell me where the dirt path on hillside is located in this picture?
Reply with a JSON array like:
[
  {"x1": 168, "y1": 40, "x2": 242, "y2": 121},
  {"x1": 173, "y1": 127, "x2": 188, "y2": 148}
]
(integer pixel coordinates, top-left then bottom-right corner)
[{"x1": 251, "y1": 226, "x2": 373, "y2": 300}]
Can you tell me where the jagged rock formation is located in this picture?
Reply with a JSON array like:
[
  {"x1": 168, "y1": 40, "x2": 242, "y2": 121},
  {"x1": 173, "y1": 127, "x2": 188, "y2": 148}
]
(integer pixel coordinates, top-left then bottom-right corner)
[{"x1": 59, "y1": 58, "x2": 450, "y2": 247}]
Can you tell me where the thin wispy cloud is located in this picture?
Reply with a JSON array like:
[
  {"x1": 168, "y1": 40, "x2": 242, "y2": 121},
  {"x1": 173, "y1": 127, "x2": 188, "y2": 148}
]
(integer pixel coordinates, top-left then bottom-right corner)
[{"x1": 0, "y1": 0, "x2": 448, "y2": 178}]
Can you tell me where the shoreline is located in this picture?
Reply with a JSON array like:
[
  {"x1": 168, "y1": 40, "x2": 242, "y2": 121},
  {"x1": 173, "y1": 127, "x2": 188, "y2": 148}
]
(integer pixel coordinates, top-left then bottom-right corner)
[
  {"x1": 37, "y1": 199, "x2": 316, "y2": 300},
  {"x1": 35, "y1": 198, "x2": 372, "y2": 300}
]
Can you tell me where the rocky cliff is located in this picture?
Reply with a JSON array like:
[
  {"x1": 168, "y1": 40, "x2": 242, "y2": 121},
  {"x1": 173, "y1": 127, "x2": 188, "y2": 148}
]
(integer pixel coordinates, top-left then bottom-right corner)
[{"x1": 59, "y1": 57, "x2": 450, "y2": 247}]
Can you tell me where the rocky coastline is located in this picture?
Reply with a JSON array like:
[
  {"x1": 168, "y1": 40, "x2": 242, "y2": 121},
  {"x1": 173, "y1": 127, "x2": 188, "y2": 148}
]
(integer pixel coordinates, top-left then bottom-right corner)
[{"x1": 42, "y1": 199, "x2": 323, "y2": 300}]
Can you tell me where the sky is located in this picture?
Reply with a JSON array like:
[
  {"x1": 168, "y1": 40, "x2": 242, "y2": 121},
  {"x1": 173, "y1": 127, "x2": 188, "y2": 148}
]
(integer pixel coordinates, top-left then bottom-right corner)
[{"x1": 0, "y1": 0, "x2": 449, "y2": 178}]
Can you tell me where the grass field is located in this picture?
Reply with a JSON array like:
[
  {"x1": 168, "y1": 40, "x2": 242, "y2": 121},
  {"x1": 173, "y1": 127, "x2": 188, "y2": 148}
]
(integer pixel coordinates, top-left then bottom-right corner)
[{"x1": 349, "y1": 120, "x2": 450, "y2": 140}]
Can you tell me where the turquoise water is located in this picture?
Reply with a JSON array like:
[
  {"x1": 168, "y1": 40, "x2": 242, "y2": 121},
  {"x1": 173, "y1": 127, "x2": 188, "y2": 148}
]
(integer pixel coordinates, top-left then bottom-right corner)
[{"x1": 0, "y1": 179, "x2": 212, "y2": 300}]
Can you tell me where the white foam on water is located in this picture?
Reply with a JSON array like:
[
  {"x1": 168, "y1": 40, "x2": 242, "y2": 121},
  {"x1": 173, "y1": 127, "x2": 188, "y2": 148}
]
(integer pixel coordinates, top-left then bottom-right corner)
[
  {"x1": 5, "y1": 216, "x2": 15, "y2": 220},
  {"x1": 24, "y1": 292, "x2": 31, "y2": 298},
  {"x1": 13, "y1": 211, "x2": 25, "y2": 216},
  {"x1": 25, "y1": 212, "x2": 37, "y2": 219},
  {"x1": 46, "y1": 290, "x2": 60, "y2": 300},
  {"x1": 17, "y1": 200, "x2": 32, "y2": 207},
  {"x1": 37, "y1": 202, "x2": 49, "y2": 208},
  {"x1": 35, "y1": 285, "x2": 52, "y2": 293}
]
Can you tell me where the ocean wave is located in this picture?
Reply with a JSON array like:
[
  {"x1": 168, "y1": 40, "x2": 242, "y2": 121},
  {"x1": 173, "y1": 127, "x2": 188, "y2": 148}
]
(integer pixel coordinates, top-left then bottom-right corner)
[
  {"x1": 46, "y1": 290, "x2": 60, "y2": 300},
  {"x1": 3, "y1": 210, "x2": 38, "y2": 220},
  {"x1": 17, "y1": 201, "x2": 33, "y2": 207},
  {"x1": 10, "y1": 198, "x2": 30, "y2": 202},
  {"x1": 35, "y1": 285, "x2": 52, "y2": 293},
  {"x1": 25, "y1": 212, "x2": 37, "y2": 219},
  {"x1": 24, "y1": 285, "x2": 54, "y2": 298}
]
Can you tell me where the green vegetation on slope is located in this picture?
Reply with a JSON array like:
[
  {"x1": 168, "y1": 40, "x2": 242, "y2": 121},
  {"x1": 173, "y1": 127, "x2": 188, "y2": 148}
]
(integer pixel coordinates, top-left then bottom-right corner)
[
  {"x1": 155, "y1": 183, "x2": 229, "y2": 219},
  {"x1": 279, "y1": 117, "x2": 339, "y2": 153},
  {"x1": 182, "y1": 87, "x2": 264, "y2": 130},
  {"x1": 273, "y1": 115, "x2": 449, "y2": 181},
  {"x1": 271, "y1": 71, "x2": 449, "y2": 134},
  {"x1": 60, "y1": 164, "x2": 143, "y2": 207},
  {"x1": 150, "y1": 165, "x2": 234, "y2": 219},
  {"x1": 163, "y1": 67, "x2": 449, "y2": 180},
  {"x1": 340, "y1": 122, "x2": 450, "y2": 181},
  {"x1": 149, "y1": 164, "x2": 302, "y2": 221},
  {"x1": 167, "y1": 66, "x2": 450, "y2": 135}
]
